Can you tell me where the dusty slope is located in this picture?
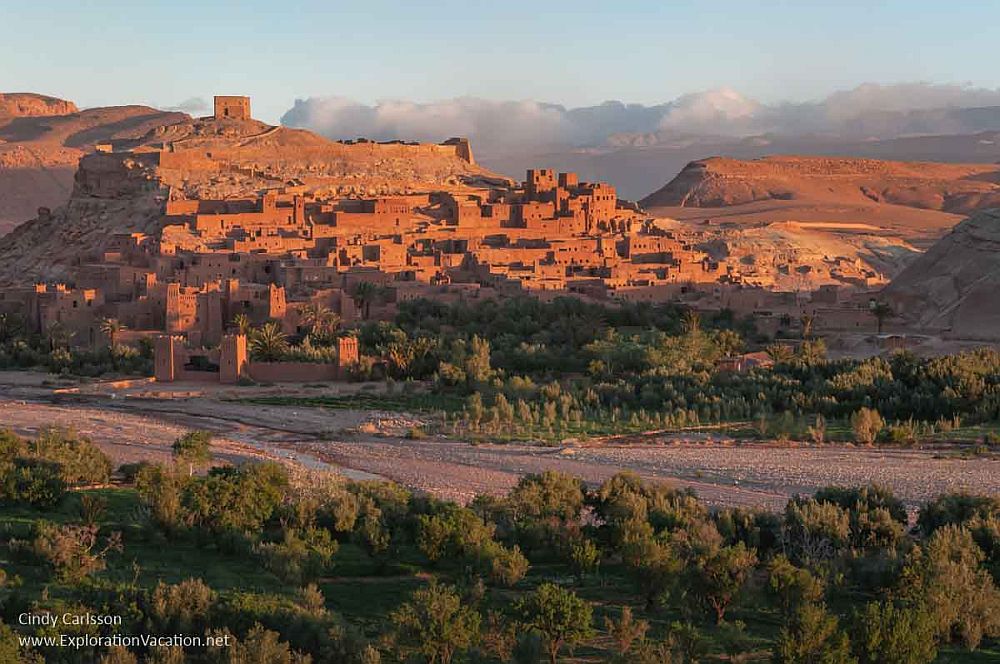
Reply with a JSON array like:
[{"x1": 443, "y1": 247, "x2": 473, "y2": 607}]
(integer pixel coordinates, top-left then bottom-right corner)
[
  {"x1": 883, "y1": 209, "x2": 1000, "y2": 339},
  {"x1": 0, "y1": 114, "x2": 504, "y2": 285},
  {"x1": 641, "y1": 156, "x2": 1000, "y2": 215},
  {"x1": 0, "y1": 93, "x2": 188, "y2": 233}
]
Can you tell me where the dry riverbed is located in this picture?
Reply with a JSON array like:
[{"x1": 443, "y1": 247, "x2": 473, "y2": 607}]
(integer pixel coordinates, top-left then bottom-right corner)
[{"x1": 0, "y1": 373, "x2": 996, "y2": 510}]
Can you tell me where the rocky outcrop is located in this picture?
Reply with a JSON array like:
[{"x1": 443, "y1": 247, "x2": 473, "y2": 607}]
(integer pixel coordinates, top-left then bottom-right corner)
[
  {"x1": 0, "y1": 94, "x2": 188, "y2": 234},
  {"x1": 882, "y1": 209, "x2": 1000, "y2": 338},
  {"x1": 0, "y1": 93, "x2": 78, "y2": 119}
]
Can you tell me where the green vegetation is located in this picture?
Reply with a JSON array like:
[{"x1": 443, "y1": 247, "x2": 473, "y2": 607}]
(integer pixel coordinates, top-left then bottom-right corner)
[
  {"x1": 239, "y1": 297, "x2": 1000, "y2": 446},
  {"x1": 0, "y1": 312, "x2": 152, "y2": 377},
  {"x1": 2, "y1": 426, "x2": 999, "y2": 662}
]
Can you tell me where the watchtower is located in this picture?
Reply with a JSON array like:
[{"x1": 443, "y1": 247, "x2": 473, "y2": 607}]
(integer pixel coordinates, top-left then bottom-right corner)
[{"x1": 214, "y1": 96, "x2": 251, "y2": 120}]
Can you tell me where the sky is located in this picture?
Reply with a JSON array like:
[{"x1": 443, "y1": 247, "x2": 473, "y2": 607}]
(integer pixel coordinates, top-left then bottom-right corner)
[{"x1": 2, "y1": 0, "x2": 1000, "y2": 124}]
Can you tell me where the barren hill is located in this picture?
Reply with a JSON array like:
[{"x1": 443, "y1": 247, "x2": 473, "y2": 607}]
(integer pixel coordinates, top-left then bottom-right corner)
[
  {"x1": 882, "y1": 209, "x2": 1000, "y2": 339},
  {"x1": 0, "y1": 92, "x2": 78, "y2": 119},
  {"x1": 641, "y1": 156, "x2": 1000, "y2": 214},
  {"x1": 0, "y1": 114, "x2": 503, "y2": 284},
  {"x1": 0, "y1": 93, "x2": 188, "y2": 233}
]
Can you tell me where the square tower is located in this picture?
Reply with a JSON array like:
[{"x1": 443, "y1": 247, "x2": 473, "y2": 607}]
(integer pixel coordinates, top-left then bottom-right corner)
[{"x1": 214, "y1": 96, "x2": 251, "y2": 120}]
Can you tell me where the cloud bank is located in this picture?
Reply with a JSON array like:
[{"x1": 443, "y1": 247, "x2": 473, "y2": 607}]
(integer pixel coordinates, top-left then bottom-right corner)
[{"x1": 281, "y1": 83, "x2": 1000, "y2": 154}]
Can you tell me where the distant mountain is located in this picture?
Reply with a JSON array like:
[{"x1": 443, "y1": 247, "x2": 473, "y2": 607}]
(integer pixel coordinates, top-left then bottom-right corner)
[{"x1": 640, "y1": 155, "x2": 1000, "y2": 214}]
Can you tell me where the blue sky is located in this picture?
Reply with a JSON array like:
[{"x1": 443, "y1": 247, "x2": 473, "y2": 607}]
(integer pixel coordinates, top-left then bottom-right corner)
[{"x1": 2, "y1": 0, "x2": 999, "y2": 123}]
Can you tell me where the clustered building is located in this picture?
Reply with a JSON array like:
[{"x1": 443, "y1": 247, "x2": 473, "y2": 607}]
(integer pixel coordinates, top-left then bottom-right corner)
[{"x1": 0, "y1": 97, "x2": 886, "y2": 373}]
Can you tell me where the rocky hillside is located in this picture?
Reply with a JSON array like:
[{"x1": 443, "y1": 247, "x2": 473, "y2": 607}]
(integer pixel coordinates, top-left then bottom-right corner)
[
  {"x1": 0, "y1": 92, "x2": 78, "y2": 119},
  {"x1": 0, "y1": 114, "x2": 504, "y2": 284},
  {"x1": 882, "y1": 209, "x2": 1000, "y2": 339},
  {"x1": 641, "y1": 156, "x2": 1000, "y2": 214},
  {"x1": 0, "y1": 93, "x2": 187, "y2": 233}
]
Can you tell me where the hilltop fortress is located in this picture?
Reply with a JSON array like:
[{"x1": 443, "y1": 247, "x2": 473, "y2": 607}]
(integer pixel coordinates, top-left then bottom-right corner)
[{"x1": 0, "y1": 97, "x2": 904, "y2": 362}]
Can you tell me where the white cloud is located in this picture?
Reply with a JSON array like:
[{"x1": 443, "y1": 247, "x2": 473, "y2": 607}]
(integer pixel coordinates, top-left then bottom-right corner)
[{"x1": 281, "y1": 83, "x2": 1000, "y2": 152}]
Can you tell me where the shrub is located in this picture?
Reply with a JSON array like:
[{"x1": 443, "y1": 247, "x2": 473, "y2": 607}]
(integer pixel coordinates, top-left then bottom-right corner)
[
  {"x1": 852, "y1": 600, "x2": 937, "y2": 664},
  {"x1": 774, "y1": 603, "x2": 856, "y2": 664},
  {"x1": 23, "y1": 521, "x2": 122, "y2": 583},
  {"x1": 148, "y1": 578, "x2": 216, "y2": 634},
  {"x1": 568, "y1": 538, "x2": 601, "y2": 581},
  {"x1": 850, "y1": 408, "x2": 884, "y2": 445},
  {"x1": 27, "y1": 427, "x2": 112, "y2": 486},
  {"x1": 256, "y1": 528, "x2": 339, "y2": 585},
  {"x1": 0, "y1": 457, "x2": 66, "y2": 506}
]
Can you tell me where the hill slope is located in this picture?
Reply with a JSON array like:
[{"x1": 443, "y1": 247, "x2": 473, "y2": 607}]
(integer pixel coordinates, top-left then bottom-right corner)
[
  {"x1": 640, "y1": 156, "x2": 1000, "y2": 213},
  {"x1": 0, "y1": 114, "x2": 503, "y2": 285},
  {"x1": 0, "y1": 93, "x2": 188, "y2": 233},
  {"x1": 882, "y1": 209, "x2": 1000, "y2": 339}
]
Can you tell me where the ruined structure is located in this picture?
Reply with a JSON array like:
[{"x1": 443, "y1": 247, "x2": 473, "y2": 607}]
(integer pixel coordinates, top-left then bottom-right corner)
[{"x1": 213, "y1": 95, "x2": 251, "y2": 120}]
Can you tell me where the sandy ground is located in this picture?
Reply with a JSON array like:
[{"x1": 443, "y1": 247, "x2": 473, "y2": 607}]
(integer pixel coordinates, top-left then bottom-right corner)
[
  {"x1": 0, "y1": 372, "x2": 1000, "y2": 509},
  {"x1": 1, "y1": 372, "x2": 996, "y2": 511}
]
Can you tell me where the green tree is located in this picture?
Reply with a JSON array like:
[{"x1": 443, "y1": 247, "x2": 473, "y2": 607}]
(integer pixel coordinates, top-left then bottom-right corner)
[
  {"x1": 853, "y1": 600, "x2": 937, "y2": 664},
  {"x1": 171, "y1": 430, "x2": 212, "y2": 476},
  {"x1": 515, "y1": 583, "x2": 594, "y2": 664},
  {"x1": 774, "y1": 603, "x2": 857, "y2": 664},
  {"x1": 689, "y1": 542, "x2": 758, "y2": 623},
  {"x1": 767, "y1": 555, "x2": 825, "y2": 616},
  {"x1": 871, "y1": 302, "x2": 893, "y2": 335},
  {"x1": 605, "y1": 606, "x2": 649, "y2": 657},
  {"x1": 98, "y1": 317, "x2": 124, "y2": 368},
  {"x1": 352, "y1": 282, "x2": 382, "y2": 320},
  {"x1": 250, "y1": 321, "x2": 289, "y2": 361},
  {"x1": 391, "y1": 581, "x2": 481, "y2": 664},
  {"x1": 900, "y1": 524, "x2": 1000, "y2": 649},
  {"x1": 464, "y1": 335, "x2": 492, "y2": 384},
  {"x1": 569, "y1": 538, "x2": 601, "y2": 582},
  {"x1": 231, "y1": 312, "x2": 252, "y2": 336}
]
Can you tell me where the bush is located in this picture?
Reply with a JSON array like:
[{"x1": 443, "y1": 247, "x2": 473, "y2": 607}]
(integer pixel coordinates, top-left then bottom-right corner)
[
  {"x1": 26, "y1": 428, "x2": 112, "y2": 486},
  {"x1": 256, "y1": 528, "x2": 339, "y2": 585},
  {"x1": 774, "y1": 603, "x2": 856, "y2": 664},
  {"x1": 0, "y1": 457, "x2": 66, "y2": 506},
  {"x1": 148, "y1": 578, "x2": 216, "y2": 634},
  {"x1": 514, "y1": 583, "x2": 593, "y2": 664},
  {"x1": 21, "y1": 521, "x2": 122, "y2": 583},
  {"x1": 850, "y1": 408, "x2": 884, "y2": 445},
  {"x1": 852, "y1": 600, "x2": 937, "y2": 664},
  {"x1": 391, "y1": 581, "x2": 481, "y2": 664}
]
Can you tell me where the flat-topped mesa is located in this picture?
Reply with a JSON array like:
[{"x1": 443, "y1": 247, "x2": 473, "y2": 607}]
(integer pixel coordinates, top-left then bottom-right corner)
[
  {"x1": 641, "y1": 155, "x2": 1000, "y2": 213},
  {"x1": 0, "y1": 92, "x2": 78, "y2": 118}
]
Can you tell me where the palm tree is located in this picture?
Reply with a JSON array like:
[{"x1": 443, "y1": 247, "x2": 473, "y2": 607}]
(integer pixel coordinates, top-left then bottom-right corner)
[
  {"x1": 870, "y1": 302, "x2": 893, "y2": 335},
  {"x1": 800, "y1": 314, "x2": 814, "y2": 339},
  {"x1": 231, "y1": 312, "x2": 252, "y2": 337},
  {"x1": 681, "y1": 310, "x2": 701, "y2": 336},
  {"x1": 46, "y1": 321, "x2": 74, "y2": 352},
  {"x1": 299, "y1": 303, "x2": 340, "y2": 340},
  {"x1": 249, "y1": 321, "x2": 288, "y2": 361},
  {"x1": 352, "y1": 281, "x2": 382, "y2": 320},
  {"x1": 98, "y1": 317, "x2": 123, "y2": 350}
]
